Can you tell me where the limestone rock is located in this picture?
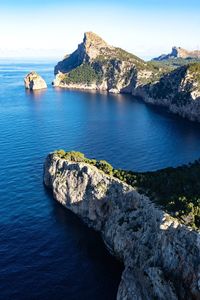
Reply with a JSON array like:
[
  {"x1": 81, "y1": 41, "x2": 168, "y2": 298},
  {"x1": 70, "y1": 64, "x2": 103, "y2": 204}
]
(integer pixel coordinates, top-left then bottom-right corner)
[
  {"x1": 153, "y1": 46, "x2": 200, "y2": 61},
  {"x1": 135, "y1": 64, "x2": 200, "y2": 122},
  {"x1": 44, "y1": 153, "x2": 200, "y2": 300},
  {"x1": 53, "y1": 32, "x2": 154, "y2": 93},
  {"x1": 24, "y1": 71, "x2": 47, "y2": 90}
]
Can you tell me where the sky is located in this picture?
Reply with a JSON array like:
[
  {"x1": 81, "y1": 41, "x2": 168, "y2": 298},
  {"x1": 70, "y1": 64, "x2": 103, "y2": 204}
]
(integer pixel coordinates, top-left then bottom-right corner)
[{"x1": 0, "y1": 0, "x2": 200, "y2": 60}]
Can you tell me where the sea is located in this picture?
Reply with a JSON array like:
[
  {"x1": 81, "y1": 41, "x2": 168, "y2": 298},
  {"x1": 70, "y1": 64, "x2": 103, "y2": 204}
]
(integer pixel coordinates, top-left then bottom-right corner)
[{"x1": 1, "y1": 58, "x2": 200, "y2": 300}]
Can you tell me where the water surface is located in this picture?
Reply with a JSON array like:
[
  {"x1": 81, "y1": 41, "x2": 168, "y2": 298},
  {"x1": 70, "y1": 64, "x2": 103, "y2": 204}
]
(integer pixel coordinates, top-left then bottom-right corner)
[{"x1": 1, "y1": 59, "x2": 200, "y2": 300}]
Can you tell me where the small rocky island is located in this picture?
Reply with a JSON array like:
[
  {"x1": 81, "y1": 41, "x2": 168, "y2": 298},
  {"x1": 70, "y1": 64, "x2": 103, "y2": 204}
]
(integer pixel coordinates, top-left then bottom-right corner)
[
  {"x1": 44, "y1": 151, "x2": 200, "y2": 300},
  {"x1": 24, "y1": 71, "x2": 47, "y2": 90}
]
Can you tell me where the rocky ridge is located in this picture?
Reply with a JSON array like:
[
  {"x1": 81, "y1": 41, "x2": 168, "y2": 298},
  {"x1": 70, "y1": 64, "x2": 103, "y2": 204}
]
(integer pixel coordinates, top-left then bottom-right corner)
[
  {"x1": 24, "y1": 71, "x2": 47, "y2": 90},
  {"x1": 53, "y1": 32, "x2": 159, "y2": 93},
  {"x1": 134, "y1": 63, "x2": 200, "y2": 122},
  {"x1": 53, "y1": 32, "x2": 200, "y2": 122},
  {"x1": 44, "y1": 152, "x2": 200, "y2": 300},
  {"x1": 153, "y1": 46, "x2": 200, "y2": 61}
]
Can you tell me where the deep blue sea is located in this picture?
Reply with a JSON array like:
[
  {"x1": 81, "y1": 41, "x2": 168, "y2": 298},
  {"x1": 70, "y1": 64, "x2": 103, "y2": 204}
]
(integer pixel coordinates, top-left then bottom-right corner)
[{"x1": 1, "y1": 59, "x2": 200, "y2": 300}]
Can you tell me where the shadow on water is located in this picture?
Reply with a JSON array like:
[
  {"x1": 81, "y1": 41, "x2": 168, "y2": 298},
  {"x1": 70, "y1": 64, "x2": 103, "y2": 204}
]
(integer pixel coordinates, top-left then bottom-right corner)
[{"x1": 44, "y1": 188, "x2": 123, "y2": 300}]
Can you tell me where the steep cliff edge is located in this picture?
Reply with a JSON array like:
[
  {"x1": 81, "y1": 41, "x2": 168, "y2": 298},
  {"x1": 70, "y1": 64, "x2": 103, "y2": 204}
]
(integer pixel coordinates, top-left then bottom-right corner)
[
  {"x1": 53, "y1": 32, "x2": 161, "y2": 93},
  {"x1": 136, "y1": 63, "x2": 200, "y2": 122},
  {"x1": 53, "y1": 32, "x2": 200, "y2": 122},
  {"x1": 44, "y1": 152, "x2": 200, "y2": 300}
]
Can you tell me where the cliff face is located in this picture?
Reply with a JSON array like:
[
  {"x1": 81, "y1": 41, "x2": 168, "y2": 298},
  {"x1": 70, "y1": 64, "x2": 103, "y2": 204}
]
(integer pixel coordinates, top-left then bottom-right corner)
[
  {"x1": 53, "y1": 32, "x2": 200, "y2": 122},
  {"x1": 135, "y1": 63, "x2": 200, "y2": 122},
  {"x1": 44, "y1": 153, "x2": 200, "y2": 300},
  {"x1": 24, "y1": 72, "x2": 47, "y2": 90},
  {"x1": 153, "y1": 47, "x2": 200, "y2": 61},
  {"x1": 53, "y1": 32, "x2": 157, "y2": 93}
]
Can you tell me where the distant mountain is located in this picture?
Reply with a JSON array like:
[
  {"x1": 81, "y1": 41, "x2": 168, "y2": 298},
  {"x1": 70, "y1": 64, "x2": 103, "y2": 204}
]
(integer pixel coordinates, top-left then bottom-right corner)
[
  {"x1": 153, "y1": 46, "x2": 200, "y2": 61},
  {"x1": 53, "y1": 32, "x2": 162, "y2": 93},
  {"x1": 53, "y1": 33, "x2": 200, "y2": 122}
]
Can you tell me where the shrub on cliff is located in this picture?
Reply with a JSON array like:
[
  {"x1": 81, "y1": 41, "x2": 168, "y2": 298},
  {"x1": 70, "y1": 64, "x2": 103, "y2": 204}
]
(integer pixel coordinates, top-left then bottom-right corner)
[
  {"x1": 54, "y1": 150, "x2": 200, "y2": 229},
  {"x1": 55, "y1": 150, "x2": 85, "y2": 162},
  {"x1": 94, "y1": 160, "x2": 113, "y2": 175},
  {"x1": 62, "y1": 63, "x2": 102, "y2": 85}
]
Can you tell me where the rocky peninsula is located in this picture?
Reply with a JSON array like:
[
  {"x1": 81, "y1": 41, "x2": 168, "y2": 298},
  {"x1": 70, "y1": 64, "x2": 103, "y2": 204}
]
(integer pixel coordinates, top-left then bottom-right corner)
[
  {"x1": 24, "y1": 71, "x2": 47, "y2": 90},
  {"x1": 53, "y1": 32, "x2": 200, "y2": 122},
  {"x1": 44, "y1": 151, "x2": 200, "y2": 300}
]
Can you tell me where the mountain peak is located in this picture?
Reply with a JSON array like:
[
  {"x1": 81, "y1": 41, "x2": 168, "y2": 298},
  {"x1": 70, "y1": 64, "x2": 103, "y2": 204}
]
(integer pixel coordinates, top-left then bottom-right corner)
[
  {"x1": 82, "y1": 32, "x2": 112, "y2": 60},
  {"x1": 83, "y1": 32, "x2": 108, "y2": 47}
]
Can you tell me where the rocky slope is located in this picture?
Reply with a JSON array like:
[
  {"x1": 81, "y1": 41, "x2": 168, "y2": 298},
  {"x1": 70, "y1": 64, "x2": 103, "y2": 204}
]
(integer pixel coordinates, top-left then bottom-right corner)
[
  {"x1": 153, "y1": 46, "x2": 200, "y2": 61},
  {"x1": 53, "y1": 32, "x2": 200, "y2": 122},
  {"x1": 134, "y1": 63, "x2": 200, "y2": 122},
  {"x1": 24, "y1": 71, "x2": 47, "y2": 90},
  {"x1": 44, "y1": 152, "x2": 200, "y2": 300},
  {"x1": 53, "y1": 32, "x2": 161, "y2": 93}
]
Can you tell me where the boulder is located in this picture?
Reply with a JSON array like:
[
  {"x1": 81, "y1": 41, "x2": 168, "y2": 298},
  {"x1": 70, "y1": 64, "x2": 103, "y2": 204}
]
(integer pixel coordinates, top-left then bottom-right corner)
[{"x1": 24, "y1": 71, "x2": 47, "y2": 90}]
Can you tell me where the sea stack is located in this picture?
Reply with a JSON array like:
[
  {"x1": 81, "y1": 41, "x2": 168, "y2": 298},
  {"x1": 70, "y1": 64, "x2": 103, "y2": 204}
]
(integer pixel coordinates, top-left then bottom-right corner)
[{"x1": 24, "y1": 71, "x2": 47, "y2": 90}]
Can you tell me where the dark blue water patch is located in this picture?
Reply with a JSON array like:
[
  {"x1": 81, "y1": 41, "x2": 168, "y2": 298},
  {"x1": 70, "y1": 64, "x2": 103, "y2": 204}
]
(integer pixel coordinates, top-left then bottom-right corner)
[{"x1": 1, "y1": 59, "x2": 200, "y2": 300}]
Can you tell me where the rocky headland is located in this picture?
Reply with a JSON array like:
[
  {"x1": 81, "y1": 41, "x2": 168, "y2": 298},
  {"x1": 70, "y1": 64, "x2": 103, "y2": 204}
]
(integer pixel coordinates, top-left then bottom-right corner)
[
  {"x1": 53, "y1": 32, "x2": 161, "y2": 94},
  {"x1": 53, "y1": 32, "x2": 200, "y2": 122},
  {"x1": 134, "y1": 63, "x2": 200, "y2": 122},
  {"x1": 153, "y1": 46, "x2": 200, "y2": 61},
  {"x1": 24, "y1": 71, "x2": 47, "y2": 90},
  {"x1": 44, "y1": 151, "x2": 200, "y2": 300}
]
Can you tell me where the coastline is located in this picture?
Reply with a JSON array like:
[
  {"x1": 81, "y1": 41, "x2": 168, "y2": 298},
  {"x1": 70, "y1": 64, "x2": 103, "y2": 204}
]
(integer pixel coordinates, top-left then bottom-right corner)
[
  {"x1": 44, "y1": 152, "x2": 200, "y2": 300},
  {"x1": 53, "y1": 83, "x2": 200, "y2": 123}
]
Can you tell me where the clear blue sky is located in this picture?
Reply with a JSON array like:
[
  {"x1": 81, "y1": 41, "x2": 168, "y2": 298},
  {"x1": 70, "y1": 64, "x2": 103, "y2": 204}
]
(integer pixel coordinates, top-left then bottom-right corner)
[{"x1": 0, "y1": 0, "x2": 200, "y2": 59}]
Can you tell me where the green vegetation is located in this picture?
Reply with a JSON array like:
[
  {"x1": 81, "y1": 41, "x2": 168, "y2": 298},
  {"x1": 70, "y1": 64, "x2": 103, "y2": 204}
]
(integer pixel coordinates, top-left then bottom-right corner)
[
  {"x1": 114, "y1": 165, "x2": 200, "y2": 229},
  {"x1": 54, "y1": 150, "x2": 200, "y2": 230},
  {"x1": 54, "y1": 150, "x2": 113, "y2": 175},
  {"x1": 151, "y1": 57, "x2": 200, "y2": 68},
  {"x1": 188, "y1": 63, "x2": 200, "y2": 87},
  {"x1": 61, "y1": 63, "x2": 102, "y2": 85}
]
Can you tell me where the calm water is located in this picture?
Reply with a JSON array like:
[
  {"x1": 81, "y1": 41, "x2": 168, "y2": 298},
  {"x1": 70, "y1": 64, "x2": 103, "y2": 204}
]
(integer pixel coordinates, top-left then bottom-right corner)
[{"x1": 1, "y1": 59, "x2": 200, "y2": 300}]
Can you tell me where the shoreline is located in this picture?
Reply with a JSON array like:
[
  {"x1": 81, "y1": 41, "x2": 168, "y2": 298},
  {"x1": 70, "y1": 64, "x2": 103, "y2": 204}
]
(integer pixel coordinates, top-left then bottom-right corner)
[{"x1": 44, "y1": 152, "x2": 200, "y2": 300}]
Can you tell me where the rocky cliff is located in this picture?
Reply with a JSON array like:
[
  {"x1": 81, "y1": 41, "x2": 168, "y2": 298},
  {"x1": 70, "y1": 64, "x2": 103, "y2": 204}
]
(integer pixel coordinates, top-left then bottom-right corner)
[
  {"x1": 44, "y1": 152, "x2": 200, "y2": 300},
  {"x1": 24, "y1": 71, "x2": 47, "y2": 90},
  {"x1": 135, "y1": 63, "x2": 200, "y2": 122},
  {"x1": 53, "y1": 32, "x2": 200, "y2": 122},
  {"x1": 153, "y1": 47, "x2": 200, "y2": 61},
  {"x1": 53, "y1": 32, "x2": 160, "y2": 93}
]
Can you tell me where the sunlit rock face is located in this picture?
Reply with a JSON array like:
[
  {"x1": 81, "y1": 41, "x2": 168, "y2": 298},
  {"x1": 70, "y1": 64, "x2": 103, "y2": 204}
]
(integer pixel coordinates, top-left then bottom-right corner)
[
  {"x1": 24, "y1": 71, "x2": 47, "y2": 90},
  {"x1": 53, "y1": 32, "x2": 154, "y2": 93},
  {"x1": 135, "y1": 64, "x2": 200, "y2": 122},
  {"x1": 44, "y1": 153, "x2": 200, "y2": 300},
  {"x1": 153, "y1": 46, "x2": 200, "y2": 61}
]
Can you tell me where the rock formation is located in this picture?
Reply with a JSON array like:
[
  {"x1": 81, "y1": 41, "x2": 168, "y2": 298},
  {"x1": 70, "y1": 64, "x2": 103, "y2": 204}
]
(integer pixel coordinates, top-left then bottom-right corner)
[
  {"x1": 24, "y1": 71, "x2": 47, "y2": 90},
  {"x1": 53, "y1": 32, "x2": 159, "y2": 93},
  {"x1": 44, "y1": 152, "x2": 200, "y2": 300},
  {"x1": 153, "y1": 46, "x2": 200, "y2": 61},
  {"x1": 53, "y1": 32, "x2": 200, "y2": 122},
  {"x1": 134, "y1": 63, "x2": 200, "y2": 122}
]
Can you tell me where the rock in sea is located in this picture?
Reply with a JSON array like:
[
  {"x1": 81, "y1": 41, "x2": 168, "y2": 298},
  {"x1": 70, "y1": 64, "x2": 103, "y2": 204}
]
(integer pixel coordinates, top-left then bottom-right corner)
[{"x1": 24, "y1": 71, "x2": 47, "y2": 90}]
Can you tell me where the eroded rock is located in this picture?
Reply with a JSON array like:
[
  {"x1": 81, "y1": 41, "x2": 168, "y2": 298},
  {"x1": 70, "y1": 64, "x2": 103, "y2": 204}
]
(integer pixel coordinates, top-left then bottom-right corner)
[
  {"x1": 24, "y1": 71, "x2": 47, "y2": 90},
  {"x1": 44, "y1": 153, "x2": 200, "y2": 300}
]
